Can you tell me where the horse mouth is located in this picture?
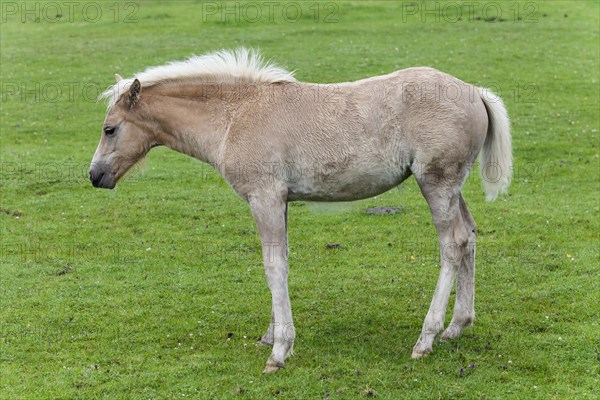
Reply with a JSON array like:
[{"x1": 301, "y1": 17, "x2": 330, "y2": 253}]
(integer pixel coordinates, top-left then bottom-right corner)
[{"x1": 89, "y1": 170, "x2": 116, "y2": 189}]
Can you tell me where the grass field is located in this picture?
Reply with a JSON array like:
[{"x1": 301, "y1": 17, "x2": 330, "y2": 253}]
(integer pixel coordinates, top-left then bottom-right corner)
[{"x1": 1, "y1": 1, "x2": 599, "y2": 398}]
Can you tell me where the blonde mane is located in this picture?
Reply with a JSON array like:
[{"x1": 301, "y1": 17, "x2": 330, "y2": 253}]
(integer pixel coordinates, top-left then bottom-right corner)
[{"x1": 99, "y1": 48, "x2": 296, "y2": 108}]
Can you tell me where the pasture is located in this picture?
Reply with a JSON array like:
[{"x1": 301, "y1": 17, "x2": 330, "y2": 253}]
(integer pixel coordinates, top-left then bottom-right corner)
[{"x1": 1, "y1": 1, "x2": 598, "y2": 398}]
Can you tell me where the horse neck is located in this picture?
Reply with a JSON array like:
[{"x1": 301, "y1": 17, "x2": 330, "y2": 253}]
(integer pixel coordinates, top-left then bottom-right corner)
[{"x1": 144, "y1": 83, "x2": 235, "y2": 165}]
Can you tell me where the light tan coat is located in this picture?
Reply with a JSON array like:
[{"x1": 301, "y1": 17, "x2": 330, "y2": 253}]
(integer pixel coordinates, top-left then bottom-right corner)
[{"x1": 90, "y1": 49, "x2": 512, "y2": 372}]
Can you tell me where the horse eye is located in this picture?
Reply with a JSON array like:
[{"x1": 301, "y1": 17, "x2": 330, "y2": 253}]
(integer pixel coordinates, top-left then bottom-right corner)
[{"x1": 104, "y1": 126, "x2": 116, "y2": 136}]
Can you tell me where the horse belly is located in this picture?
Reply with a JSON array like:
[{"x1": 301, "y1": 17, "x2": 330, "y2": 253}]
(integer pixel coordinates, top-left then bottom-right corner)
[{"x1": 286, "y1": 161, "x2": 410, "y2": 202}]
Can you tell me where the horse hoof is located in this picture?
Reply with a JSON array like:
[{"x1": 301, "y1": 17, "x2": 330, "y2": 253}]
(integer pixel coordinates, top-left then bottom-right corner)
[
  {"x1": 411, "y1": 350, "x2": 430, "y2": 359},
  {"x1": 263, "y1": 364, "x2": 282, "y2": 373},
  {"x1": 411, "y1": 343, "x2": 432, "y2": 359},
  {"x1": 441, "y1": 325, "x2": 462, "y2": 340}
]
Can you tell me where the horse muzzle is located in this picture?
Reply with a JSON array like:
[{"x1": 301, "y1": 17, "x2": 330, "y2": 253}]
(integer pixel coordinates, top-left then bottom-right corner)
[{"x1": 89, "y1": 167, "x2": 116, "y2": 189}]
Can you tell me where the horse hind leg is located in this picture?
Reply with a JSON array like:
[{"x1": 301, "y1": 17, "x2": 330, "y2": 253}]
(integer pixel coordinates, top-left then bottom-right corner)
[
  {"x1": 441, "y1": 193, "x2": 476, "y2": 340},
  {"x1": 411, "y1": 167, "x2": 471, "y2": 359},
  {"x1": 259, "y1": 310, "x2": 275, "y2": 346}
]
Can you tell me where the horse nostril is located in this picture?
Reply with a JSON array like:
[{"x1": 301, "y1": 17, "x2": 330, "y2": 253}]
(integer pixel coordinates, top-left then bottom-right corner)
[{"x1": 90, "y1": 170, "x2": 105, "y2": 187}]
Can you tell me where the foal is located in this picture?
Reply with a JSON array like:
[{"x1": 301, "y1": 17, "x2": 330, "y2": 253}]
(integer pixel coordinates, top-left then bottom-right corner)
[{"x1": 90, "y1": 48, "x2": 511, "y2": 372}]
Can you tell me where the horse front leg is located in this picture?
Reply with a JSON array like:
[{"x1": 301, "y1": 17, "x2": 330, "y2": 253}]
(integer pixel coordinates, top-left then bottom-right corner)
[{"x1": 249, "y1": 192, "x2": 294, "y2": 372}]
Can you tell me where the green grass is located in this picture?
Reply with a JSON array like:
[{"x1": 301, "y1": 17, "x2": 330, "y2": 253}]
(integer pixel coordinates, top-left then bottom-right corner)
[{"x1": 1, "y1": 1, "x2": 599, "y2": 398}]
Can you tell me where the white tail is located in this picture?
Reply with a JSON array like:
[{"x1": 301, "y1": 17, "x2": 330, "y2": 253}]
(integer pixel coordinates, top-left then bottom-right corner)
[{"x1": 478, "y1": 88, "x2": 512, "y2": 201}]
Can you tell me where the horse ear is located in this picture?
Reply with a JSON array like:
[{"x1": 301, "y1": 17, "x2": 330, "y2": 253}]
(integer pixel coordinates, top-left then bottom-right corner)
[
  {"x1": 115, "y1": 74, "x2": 123, "y2": 82},
  {"x1": 125, "y1": 79, "x2": 141, "y2": 109}
]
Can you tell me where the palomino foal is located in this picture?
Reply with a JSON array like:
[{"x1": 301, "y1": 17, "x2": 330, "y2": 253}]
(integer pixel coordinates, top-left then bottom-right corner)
[{"x1": 90, "y1": 48, "x2": 512, "y2": 372}]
